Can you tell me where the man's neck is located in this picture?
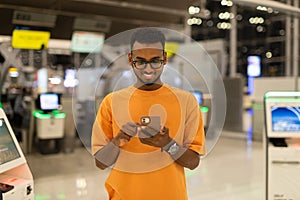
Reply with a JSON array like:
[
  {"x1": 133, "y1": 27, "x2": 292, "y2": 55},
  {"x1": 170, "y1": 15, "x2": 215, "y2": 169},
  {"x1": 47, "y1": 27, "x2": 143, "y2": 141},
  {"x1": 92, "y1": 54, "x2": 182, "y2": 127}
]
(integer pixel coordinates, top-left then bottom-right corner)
[{"x1": 134, "y1": 83, "x2": 163, "y2": 91}]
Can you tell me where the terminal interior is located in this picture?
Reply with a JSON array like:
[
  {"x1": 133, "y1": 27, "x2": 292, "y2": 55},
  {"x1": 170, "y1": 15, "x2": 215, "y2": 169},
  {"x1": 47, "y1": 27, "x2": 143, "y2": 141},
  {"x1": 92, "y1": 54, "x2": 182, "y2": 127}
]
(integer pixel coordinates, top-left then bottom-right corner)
[{"x1": 0, "y1": 0, "x2": 300, "y2": 199}]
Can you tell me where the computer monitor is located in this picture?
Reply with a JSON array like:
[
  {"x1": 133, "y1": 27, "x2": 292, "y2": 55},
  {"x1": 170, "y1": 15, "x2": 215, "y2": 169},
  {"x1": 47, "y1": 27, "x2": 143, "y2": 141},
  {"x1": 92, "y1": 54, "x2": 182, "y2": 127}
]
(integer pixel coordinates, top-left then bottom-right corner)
[
  {"x1": 265, "y1": 99, "x2": 300, "y2": 138},
  {"x1": 0, "y1": 109, "x2": 26, "y2": 174},
  {"x1": 191, "y1": 91, "x2": 203, "y2": 106},
  {"x1": 36, "y1": 93, "x2": 61, "y2": 112}
]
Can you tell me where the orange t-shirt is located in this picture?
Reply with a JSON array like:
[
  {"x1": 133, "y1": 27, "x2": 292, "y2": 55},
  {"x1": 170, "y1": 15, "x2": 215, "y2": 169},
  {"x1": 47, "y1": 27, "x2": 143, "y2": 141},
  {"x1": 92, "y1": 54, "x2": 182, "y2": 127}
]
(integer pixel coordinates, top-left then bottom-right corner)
[{"x1": 92, "y1": 84, "x2": 205, "y2": 200}]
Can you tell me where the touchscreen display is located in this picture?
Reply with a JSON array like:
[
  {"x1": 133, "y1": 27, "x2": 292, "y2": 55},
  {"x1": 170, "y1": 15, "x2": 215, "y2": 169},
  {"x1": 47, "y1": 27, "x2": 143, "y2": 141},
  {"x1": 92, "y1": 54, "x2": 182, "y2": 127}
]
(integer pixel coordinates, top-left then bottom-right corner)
[
  {"x1": 40, "y1": 93, "x2": 59, "y2": 110},
  {"x1": 271, "y1": 106, "x2": 300, "y2": 132},
  {"x1": 0, "y1": 119, "x2": 20, "y2": 165}
]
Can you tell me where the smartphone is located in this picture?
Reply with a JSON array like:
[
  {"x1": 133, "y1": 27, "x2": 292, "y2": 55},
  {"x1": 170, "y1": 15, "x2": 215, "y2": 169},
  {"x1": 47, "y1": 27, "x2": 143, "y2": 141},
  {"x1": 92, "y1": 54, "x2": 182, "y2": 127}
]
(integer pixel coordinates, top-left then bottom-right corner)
[
  {"x1": 140, "y1": 116, "x2": 160, "y2": 126},
  {"x1": 140, "y1": 116, "x2": 161, "y2": 136}
]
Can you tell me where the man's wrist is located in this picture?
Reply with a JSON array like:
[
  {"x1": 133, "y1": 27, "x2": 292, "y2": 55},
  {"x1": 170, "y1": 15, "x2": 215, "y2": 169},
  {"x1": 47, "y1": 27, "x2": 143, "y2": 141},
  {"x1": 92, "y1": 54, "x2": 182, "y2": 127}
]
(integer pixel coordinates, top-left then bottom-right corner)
[
  {"x1": 111, "y1": 138, "x2": 121, "y2": 147},
  {"x1": 162, "y1": 139, "x2": 175, "y2": 151},
  {"x1": 162, "y1": 140, "x2": 180, "y2": 156}
]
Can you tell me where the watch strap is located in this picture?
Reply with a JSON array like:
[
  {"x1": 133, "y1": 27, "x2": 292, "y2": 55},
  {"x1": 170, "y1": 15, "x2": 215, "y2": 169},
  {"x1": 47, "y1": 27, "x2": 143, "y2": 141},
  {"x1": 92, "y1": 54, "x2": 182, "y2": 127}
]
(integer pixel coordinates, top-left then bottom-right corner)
[
  {"x1": 162, "y1": 140, "x2": 187, "y2": 159},
  {"x1": 162, "y1": 140, "x2": 177, "y2": 152}
]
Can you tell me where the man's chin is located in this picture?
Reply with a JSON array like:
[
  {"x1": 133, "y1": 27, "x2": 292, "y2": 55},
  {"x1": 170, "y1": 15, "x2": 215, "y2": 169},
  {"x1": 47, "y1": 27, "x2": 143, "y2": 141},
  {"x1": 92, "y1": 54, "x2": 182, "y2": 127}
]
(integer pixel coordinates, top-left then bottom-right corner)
[{"x1": 141, "y1": 80, "x2": 154, "y2": 85}]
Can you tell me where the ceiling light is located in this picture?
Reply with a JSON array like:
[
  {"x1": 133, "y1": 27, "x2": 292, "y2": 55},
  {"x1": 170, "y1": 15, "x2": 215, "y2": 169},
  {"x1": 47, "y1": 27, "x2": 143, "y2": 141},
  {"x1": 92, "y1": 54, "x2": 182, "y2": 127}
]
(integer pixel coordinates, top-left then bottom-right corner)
[
  {"x1": 187, "y1": 17, "x2": 202, "y2": 25},
  {"x1": 188, "y1": 6, "x2": 200, "y2": 15},
  {"x1": 267, "y1": 8, "x2": 274, "y2": 13},
  {"x1": 217, "y1": 22, "x2": 231, "y2": 29},
  {"x1": 221, "y1": 0, "x2": 233, "y2": 7},
  {"x1": 256, "y1": 25, "x2": 264, "y2": 32},
  {"x1": 218, "y1": 12, "x2": 234, "y2": 20},
  {"x1": 227, "y1": 1, "x2": 233, "y2": 6},
  {"x1": 221, "y1": 0, "x2": 228, "y2": 6},
  {"x1": 207, "y1": 20, "x2": 214, "y2": 27},
  {"x1": 187, "y1": 18, "x2": 193, "y2": 25},
  {"x1": 266, "y1": 52, "x2": 272, "y2": 58},
  {"x1": 236, "y1": 14, "x2": 243, "y2": 21},
  {"x1": 279, "y1": 29, "x2": 285, "y2": 36},
  {"x1": 249, "y1": 17, "x2": 264, "y2": 24},
  {"x1": 257, "y1": 6, "x2": 268, "y2": 11}
]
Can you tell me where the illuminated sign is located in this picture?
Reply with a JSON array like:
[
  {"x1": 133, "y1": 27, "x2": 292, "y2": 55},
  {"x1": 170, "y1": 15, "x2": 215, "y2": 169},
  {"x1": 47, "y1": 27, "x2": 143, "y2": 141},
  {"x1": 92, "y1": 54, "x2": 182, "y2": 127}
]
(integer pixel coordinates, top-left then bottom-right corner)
[
  {"x1": 165, "y1": 42, "x2": 179, "y2": 57},
  {"x1": 71, "y1": 31, "x2": 104, "y2": 53},
  {"x1": 12, "y1": 29, "x2": 50, "y2": 50},
  {"x1": 247, "y1": 55, "x2": 261, "y2": 77}
]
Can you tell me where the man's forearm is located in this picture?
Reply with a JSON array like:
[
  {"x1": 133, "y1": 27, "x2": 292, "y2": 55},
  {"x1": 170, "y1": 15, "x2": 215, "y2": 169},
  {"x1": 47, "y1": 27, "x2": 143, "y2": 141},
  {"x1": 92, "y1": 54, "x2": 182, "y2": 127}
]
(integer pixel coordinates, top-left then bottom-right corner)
[
  {"x1": 93, "y1": 130, "x2": 133, "y2": 170},
  {"x1": 163, "y1": 141, "x2": 200, "y2": 170},
  {"x1": 94, "y1": 141, "x2": 120, "y2": 170},
  {"x1": 174, "y1": 148, "x2": 200, "y2": 170}
]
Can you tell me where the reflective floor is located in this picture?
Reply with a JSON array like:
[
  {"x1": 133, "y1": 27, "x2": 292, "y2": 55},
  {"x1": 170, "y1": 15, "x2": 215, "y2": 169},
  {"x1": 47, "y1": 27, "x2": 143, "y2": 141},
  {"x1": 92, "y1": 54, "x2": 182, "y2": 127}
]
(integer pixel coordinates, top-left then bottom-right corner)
[{"x1": 26, "y1": 131, "x2": 264, "y2": 200}]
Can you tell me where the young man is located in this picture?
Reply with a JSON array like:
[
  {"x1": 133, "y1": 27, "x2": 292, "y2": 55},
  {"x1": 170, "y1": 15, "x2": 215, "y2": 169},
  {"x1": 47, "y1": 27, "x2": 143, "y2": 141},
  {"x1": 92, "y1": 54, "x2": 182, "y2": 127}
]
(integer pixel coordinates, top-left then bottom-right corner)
[{"x1": 92, "y1": 27, "x2": 206, "y2": 200}]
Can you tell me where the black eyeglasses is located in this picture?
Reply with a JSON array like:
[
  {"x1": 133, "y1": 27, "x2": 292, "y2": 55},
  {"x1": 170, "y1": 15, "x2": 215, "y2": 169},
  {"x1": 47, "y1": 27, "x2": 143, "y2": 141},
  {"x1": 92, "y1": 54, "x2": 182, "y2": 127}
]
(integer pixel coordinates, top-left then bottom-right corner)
[{"x1": 132, "y1": 59, "x2": 164, "y2": 70}]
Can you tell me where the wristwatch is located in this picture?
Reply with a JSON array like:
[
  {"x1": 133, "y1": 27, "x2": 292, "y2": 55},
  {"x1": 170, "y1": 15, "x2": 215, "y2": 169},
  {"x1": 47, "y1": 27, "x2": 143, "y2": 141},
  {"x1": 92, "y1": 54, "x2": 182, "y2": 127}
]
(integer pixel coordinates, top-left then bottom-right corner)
[{"x1": 166, "y1": 142, "x2": 180, "y2": 156}]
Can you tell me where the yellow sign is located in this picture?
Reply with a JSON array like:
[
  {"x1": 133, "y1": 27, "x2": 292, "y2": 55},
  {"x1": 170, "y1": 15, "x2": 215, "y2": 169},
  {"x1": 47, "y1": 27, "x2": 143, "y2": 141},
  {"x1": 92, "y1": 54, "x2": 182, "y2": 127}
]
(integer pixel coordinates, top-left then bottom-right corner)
[
  {"x1": 12, "y1": 30, "x2": 50, "y2": 50},
  {"x1": 165, "y1": 42, "x2": 179, "y2": 58}
]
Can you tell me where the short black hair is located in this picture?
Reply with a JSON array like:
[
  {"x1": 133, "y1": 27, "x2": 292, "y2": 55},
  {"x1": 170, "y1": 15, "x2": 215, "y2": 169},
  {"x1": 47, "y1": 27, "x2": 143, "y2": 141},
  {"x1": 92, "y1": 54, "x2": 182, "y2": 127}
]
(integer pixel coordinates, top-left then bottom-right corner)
[{"x1": 130, "y1": 27, "x2": 166, "y2": 51}]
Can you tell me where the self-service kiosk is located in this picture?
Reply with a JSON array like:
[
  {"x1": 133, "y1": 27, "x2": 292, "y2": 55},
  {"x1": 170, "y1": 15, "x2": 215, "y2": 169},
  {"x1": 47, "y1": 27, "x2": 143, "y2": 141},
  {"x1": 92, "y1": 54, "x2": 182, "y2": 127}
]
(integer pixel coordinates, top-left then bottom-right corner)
[
  {"x1": 0, "y1": 108, "x2": 34, "y2": 200},
  {"x1": 33, "y1": 93, "x2": 65, "y2": 154},
  {"x1": 264, "y1": 91, "x2": 300, "y2": 200}
]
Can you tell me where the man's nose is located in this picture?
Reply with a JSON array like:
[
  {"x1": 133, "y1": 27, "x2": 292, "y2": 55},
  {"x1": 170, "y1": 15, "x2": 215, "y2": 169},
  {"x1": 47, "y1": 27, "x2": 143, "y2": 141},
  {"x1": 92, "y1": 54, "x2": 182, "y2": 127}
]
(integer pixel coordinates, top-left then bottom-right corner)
[{"x1": 144, "y1": 63, "x2": 154, "y2": 72}]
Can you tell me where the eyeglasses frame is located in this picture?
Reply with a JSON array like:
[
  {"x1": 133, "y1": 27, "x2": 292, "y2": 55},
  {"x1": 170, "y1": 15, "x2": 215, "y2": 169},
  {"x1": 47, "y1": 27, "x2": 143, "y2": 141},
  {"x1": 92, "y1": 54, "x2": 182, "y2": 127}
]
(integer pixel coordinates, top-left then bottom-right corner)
[{"x1": 130, "y1": 50, "x2": 166, "y2": 70}]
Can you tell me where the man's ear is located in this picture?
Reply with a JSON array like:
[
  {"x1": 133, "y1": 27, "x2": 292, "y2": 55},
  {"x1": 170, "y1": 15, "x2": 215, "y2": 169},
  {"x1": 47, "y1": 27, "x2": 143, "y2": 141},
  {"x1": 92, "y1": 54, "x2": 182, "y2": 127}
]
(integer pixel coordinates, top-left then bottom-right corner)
[
  {"x1": 163, "y1": 51, "x2": 168, "y2": 65},
  {"x1": 128, "y1": 52, "x2": 132, "y2": 65}
]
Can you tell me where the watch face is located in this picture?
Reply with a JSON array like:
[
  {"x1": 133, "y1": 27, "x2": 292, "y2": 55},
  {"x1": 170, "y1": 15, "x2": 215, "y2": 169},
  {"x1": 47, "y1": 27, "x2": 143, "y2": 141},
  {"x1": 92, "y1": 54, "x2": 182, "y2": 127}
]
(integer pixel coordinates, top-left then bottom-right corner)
[{"x1": 168, "y1": 143, "x2": 179, "y2": 155}]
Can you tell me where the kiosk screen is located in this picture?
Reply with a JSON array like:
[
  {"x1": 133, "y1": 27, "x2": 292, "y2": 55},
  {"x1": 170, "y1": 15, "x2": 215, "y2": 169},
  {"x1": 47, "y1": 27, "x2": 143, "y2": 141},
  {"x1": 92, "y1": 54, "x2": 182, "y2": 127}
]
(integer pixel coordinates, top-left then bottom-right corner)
[
  {"x1": 0, "y1": 119, "x2": 20, "y2": 165},
  {"x1": 271, "y1": 106, "x2": 300, "y2": 132},
  {"x1": 36, "y1": 93, "x2": 61, "y2": 112},
  {"x1": 40, "y1": 93, "x2": 59, "y2": 110}
]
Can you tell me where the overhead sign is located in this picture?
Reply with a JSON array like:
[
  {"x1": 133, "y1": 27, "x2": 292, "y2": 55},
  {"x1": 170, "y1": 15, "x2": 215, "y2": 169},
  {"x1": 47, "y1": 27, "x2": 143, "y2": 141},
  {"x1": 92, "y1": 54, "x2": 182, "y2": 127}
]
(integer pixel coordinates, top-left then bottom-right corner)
[
  {"x1": 12, "y1": 30, "x2": 51, "y2": 50},
  {"x1": 71, "y1": 31, "x2": 104, "y2": 53},
  {"x1": 73, "y1": 18, "x2": 111, "y2": 33},
  {"x1": 13, "y1": 10, "x2": 57, "y2": 27}
]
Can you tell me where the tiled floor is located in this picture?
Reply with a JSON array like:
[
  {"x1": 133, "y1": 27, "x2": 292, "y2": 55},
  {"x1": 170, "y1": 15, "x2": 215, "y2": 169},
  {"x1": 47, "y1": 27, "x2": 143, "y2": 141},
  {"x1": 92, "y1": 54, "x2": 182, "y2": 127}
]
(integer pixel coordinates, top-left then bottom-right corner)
[{"x1": 26, "y1": 131, "x2": 265, "y2": 200}]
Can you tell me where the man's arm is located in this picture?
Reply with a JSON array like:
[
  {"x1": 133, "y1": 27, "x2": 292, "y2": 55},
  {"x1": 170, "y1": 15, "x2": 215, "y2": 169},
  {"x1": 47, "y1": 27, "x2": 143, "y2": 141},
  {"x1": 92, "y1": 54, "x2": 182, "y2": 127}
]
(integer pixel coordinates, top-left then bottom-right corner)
[
  {"x1": 93, "y1": 122, "x2": 138, "y2": 170},
  {"x1": 162, "y1": 139, "x2": 200, "y2": 170},
  {"x1": 139, "y1": 127, "x2": 201, "y2": 170},
  {"x1": 94, "y1": 137, "x2": 124, "y2": 170},
  {"x1": 176, "y1": 148, "x2": 200, "y2": 170}
]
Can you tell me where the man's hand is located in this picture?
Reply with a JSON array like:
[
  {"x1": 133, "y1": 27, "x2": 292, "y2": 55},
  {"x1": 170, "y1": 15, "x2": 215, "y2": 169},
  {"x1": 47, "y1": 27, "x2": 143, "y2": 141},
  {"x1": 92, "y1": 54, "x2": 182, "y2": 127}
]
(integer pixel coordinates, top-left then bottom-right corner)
[
  {"x1": 112, "y1": 122, "x2": 139, "y2": 147},
  {"x1": 138, "y1": 126, "x2": 172, "y2": 148}
]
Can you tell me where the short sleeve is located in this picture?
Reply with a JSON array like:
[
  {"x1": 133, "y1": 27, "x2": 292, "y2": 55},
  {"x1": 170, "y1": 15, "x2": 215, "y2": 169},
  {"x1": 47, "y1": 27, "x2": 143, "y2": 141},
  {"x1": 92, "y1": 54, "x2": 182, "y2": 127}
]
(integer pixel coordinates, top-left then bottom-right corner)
[
  {"x1": 91, "y1": 94, "x2": 113, "y2": 155},
  {"x1": 183, "y1": 93, "x2": 206, "y2": 155}
]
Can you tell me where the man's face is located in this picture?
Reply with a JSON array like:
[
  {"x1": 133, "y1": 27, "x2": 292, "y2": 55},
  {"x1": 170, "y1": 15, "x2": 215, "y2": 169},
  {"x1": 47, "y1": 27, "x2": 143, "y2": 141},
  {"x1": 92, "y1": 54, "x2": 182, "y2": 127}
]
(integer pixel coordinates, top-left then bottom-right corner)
[{"x1": 129, "y1": 42, "x2": 167, "y2": 86}]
